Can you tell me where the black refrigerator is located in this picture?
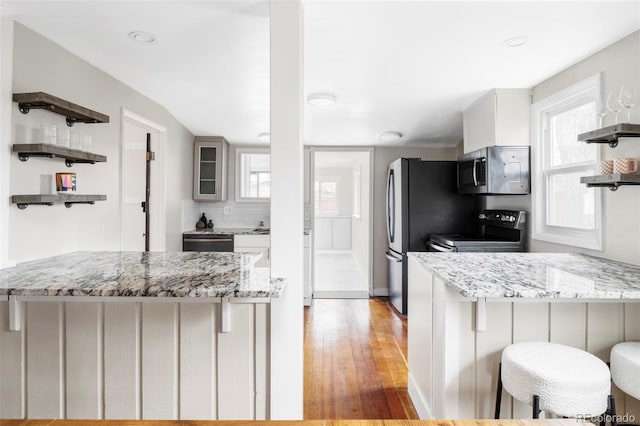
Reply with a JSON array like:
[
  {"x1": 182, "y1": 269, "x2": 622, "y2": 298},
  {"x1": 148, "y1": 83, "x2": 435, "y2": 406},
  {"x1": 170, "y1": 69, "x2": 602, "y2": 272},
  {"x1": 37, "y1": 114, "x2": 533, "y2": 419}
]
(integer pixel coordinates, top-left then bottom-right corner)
[{"x1": 385, "y1": 158, "x2": 479, "y2": 315}]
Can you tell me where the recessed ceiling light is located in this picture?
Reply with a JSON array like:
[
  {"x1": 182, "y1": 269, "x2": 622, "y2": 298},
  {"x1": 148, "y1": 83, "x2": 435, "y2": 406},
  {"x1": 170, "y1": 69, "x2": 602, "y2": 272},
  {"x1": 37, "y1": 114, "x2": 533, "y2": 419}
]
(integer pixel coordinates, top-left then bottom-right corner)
[
  {"x1": 379, "y1": 132, "x2": 402, "y2": 143},
  {"x1": 128, "y1": 31, "x2": 157, "y2": 44},
  {"x1": 503, "y1": 36, "x2": 528, "y2": 48},
  {"x1": 258, "y1": 132, "x2": 270, "y2": 143},
  {"x1": 307, "y1": 93, "x2": 337, "y2": 106}
]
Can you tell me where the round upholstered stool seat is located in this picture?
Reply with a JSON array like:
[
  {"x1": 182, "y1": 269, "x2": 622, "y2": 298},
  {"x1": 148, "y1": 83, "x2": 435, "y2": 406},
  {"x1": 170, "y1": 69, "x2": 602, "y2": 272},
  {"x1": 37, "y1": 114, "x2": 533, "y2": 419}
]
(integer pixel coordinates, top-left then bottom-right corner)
[
  {"x1": 501, "y1": 342, "x2": 611, "y2": 418},
  {"x1": 611, "y1": 342, "x2": 640, "y2": 400}
]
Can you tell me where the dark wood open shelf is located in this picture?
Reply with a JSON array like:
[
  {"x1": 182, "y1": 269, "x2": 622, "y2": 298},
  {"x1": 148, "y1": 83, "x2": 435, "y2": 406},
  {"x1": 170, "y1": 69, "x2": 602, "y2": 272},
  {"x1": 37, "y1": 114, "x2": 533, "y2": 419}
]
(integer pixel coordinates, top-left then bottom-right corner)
[
  {"x1": 13, "y1": 92, "x2": 110, "y2": 127},
  {"x1": 13, "y1": 143, "x2": 107, "y2": 167},
  {"x1": 580, "y1": 173, "x2": 640, "y2": 191},
  {"x1": 11, "y1": 194, "x2": 107, "y2": 209},
  {"x1": 577, "y1": 123, "x2": 640, "y2": 148}
]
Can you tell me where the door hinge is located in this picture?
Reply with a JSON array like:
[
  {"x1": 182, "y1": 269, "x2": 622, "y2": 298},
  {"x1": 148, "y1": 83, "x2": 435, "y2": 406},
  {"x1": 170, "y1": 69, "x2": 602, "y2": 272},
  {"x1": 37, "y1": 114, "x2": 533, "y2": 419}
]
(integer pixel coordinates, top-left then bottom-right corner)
[{"x1": 146, "y1": 151, "x2": 155, "y2": 161}]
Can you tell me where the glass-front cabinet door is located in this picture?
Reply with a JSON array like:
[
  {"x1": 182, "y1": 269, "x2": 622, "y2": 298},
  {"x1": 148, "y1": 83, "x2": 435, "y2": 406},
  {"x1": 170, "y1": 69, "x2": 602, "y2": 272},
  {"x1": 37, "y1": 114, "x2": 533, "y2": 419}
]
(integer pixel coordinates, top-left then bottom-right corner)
[{"x1": 193, "y1": 136, "x2": 228, "y2": 201}]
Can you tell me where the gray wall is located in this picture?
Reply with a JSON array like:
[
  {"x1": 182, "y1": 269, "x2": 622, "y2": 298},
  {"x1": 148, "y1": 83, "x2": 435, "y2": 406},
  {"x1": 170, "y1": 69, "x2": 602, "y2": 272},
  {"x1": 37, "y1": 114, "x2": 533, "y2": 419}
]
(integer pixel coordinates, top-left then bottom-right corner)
[
  {"x1": 487, "y1": 30, "x2": 640, "y2": 265},
  {"x1": 8, "y1": 23, "x2": 193, "y2": 261}
]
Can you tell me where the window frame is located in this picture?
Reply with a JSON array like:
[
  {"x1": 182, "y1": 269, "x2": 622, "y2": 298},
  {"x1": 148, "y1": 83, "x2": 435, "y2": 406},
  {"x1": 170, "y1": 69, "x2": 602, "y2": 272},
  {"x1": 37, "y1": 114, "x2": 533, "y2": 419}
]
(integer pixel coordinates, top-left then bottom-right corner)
[
  {"x1": 314, "y1": 177, "x2": 340, "y2": 216},
  {"x1": 235, "y1": 147, "x2": 270, "y2": 203},
  {"x1": 531, "y1": 73, "x2": 603, "y2": 250}
]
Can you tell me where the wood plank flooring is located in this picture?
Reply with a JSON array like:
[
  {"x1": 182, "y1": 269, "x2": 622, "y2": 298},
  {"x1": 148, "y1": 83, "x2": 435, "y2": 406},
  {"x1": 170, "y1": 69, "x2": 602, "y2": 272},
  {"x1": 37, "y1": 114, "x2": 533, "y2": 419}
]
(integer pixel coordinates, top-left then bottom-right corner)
[
  {"x1": 304, "y1": 298, "x2": 418, "y2": 420},
  {"x1": 4, "y1": 420, "x2": 579, "y2": 425}
]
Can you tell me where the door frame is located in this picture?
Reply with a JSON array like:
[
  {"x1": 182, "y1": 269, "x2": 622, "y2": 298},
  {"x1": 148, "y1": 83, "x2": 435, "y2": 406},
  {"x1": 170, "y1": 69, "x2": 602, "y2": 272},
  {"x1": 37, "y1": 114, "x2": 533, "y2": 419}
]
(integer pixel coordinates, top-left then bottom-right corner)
[
  {"x1": 120, "y1": 108, "x2": 167, "y2": 251},
  {"x1": 308, "y1": 146, "x2": 375, "y2": 297}
]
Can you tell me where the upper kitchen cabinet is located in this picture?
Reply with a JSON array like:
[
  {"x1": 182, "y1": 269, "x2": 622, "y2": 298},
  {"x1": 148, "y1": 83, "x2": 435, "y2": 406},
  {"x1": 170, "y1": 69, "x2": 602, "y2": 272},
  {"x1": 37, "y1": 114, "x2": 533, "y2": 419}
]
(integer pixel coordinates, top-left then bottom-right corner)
[
  {"x1": 463, "y1": 89, "x2": 532, "y2": 154},
  {"x1": 193, "y1": 136, "x2": 229, "y2": 201}
]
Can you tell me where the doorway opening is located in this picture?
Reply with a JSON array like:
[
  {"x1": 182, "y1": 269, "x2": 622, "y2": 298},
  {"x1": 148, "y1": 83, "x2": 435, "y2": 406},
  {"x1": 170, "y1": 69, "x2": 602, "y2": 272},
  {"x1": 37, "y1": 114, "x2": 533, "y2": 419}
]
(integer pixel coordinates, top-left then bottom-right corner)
[
  {"x1": 311, "y1": 149, "x2": 372, "y2": 299},
  {"x1": 121, "y1": 109, "x2": 167, "y2": 252}
]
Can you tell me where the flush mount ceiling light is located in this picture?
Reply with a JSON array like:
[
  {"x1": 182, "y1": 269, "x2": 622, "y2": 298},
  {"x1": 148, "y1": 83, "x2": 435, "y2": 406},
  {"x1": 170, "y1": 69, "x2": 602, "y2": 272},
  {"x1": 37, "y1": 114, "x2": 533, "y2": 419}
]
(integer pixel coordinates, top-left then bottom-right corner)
[
  {"x1": 503, "y1": 36, "x2": 528, "y2": 48},
  {"x1": 258, "y1": 132, "x2": 270, "y2": 143},
  {"x1": 378, "y1": 131, "x2": 403, "y2": 143},
  {"x1": 307, "y1": 93, "x2": 337, "y2": 106},
  {"x1": 128, "y1": 31, "x2": 157, "y2": 44}
]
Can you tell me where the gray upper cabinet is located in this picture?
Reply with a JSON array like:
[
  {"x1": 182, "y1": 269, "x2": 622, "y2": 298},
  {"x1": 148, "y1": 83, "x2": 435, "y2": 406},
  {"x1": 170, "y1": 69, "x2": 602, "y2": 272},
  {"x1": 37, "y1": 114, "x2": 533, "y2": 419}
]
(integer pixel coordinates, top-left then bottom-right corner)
[{"x1": 193, "y1": 136, "x2": 228, "y2": 201}]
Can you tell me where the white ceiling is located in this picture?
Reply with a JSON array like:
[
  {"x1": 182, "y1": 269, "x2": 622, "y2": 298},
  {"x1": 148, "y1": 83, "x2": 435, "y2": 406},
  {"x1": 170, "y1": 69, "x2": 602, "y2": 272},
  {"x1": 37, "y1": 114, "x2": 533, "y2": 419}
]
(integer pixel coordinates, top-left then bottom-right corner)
[{"x1": 3, "y1": 1, "x2": 640, "y2": 147}]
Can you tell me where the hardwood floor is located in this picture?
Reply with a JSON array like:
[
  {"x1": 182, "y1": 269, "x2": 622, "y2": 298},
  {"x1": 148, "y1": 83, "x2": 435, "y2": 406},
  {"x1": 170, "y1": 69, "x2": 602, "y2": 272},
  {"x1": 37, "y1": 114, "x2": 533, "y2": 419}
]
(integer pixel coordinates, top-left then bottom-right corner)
[{"x1": 304, "y1": 298, "x2": 418, "y2": 420}]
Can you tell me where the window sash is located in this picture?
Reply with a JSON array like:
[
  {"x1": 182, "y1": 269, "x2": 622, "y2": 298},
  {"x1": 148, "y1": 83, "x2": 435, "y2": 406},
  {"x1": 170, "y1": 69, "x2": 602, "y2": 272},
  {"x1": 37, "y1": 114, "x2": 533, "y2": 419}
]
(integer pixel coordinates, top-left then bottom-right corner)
[{"x1": 531, "y1": 73, "x2": 602, "y2": 250}]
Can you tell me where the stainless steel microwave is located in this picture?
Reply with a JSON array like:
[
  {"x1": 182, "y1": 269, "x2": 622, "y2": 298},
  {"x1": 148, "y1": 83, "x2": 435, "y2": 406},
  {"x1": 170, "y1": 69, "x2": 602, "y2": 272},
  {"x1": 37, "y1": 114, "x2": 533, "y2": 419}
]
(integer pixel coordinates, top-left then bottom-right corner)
[{"x1": 457, "y1": 146, "x2": 530, "y2": 195}]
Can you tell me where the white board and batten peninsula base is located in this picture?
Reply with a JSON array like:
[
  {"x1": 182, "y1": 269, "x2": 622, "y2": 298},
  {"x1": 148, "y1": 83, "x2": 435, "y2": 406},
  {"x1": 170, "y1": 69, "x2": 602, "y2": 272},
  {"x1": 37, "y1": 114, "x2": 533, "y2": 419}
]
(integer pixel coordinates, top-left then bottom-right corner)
[
  {"x1": 407, "y1": 252, "x2": 640, "y2": 421},
  {"x1": 0, "y1": 251, "x2": 286, "y2": 420}
]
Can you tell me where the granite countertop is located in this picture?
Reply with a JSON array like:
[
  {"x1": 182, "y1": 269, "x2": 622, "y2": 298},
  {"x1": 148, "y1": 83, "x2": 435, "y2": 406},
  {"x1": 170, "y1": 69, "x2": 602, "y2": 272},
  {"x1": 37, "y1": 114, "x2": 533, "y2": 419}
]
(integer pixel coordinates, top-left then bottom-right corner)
[
  {"x1": 0, "y1": 251, "x2": 285, "y2": 298},
  {"x1": 184, "y1": 228, "x2": 270, "y2": 235},
  {"x1": 409, "y1": 252, "x2": 640, "y2": 299}
]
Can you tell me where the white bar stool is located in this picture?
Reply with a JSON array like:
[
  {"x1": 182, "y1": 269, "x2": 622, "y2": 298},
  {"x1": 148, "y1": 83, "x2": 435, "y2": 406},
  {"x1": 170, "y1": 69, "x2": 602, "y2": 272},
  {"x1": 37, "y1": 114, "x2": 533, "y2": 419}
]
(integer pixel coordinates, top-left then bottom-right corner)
[
  {"x1": 495, "y1": 341, "x2": 614, "y2": 420},
  {"x1": 610, "y1": 342, "x2": 640, "y2": 409}
]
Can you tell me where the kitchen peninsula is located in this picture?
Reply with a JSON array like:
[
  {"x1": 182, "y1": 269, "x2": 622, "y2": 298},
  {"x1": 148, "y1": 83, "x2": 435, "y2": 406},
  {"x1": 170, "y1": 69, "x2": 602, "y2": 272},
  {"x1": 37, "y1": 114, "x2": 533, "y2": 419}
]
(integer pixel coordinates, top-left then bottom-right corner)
[
  {"x1": 0, "y1": 251, "x2": 285, "y2": 420},
  {"x1": 407, "y1": 252, "x2": 640, "y2": 421}
]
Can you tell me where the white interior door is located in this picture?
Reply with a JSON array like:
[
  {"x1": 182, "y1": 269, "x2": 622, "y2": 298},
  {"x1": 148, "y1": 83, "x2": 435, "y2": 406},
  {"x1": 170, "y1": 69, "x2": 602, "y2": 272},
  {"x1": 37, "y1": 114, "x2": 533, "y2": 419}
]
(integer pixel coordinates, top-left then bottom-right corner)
[
  {"x1": 122, "y1": 121, "x2": 147, "y2": 251},
  {"x1": 121, "y1": 110, "x2": 167, "y2": 252}
]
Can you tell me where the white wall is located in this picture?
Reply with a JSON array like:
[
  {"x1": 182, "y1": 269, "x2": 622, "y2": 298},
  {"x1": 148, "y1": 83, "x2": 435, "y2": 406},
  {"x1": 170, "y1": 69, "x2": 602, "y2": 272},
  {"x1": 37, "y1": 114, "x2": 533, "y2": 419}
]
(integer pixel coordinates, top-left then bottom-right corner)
[
  {"x1": 487, "y1": 30, "x2": 640, "y2": 265},
  {"x1": 373, "y1": 146, "x2": 458, "y2": 295},
  {"x1": 7, "y1": 23, "x2": 193, "y2": 262}
]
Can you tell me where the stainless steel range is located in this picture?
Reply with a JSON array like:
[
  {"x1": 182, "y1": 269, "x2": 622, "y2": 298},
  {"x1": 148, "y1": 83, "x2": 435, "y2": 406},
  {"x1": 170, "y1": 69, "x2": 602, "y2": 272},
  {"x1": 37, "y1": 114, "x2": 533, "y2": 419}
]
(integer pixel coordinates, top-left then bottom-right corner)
[{"x1": 427, "y1": 210, "x2": 526, "y2": 252}]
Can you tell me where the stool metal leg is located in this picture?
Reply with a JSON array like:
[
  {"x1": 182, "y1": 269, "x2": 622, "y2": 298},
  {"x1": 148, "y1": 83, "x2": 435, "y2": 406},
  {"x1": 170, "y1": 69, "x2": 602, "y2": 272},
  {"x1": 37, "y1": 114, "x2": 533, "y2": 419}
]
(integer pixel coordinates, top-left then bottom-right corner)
[
  {"x1": 495, "y1": 363, "x2": 503, "y2": 419},
  {"x1": 608, "y1": 395, "x2": 617, "y2": 426},
  {"x1": 532, "y1": 395, "x2": 541, "y2": 419}
]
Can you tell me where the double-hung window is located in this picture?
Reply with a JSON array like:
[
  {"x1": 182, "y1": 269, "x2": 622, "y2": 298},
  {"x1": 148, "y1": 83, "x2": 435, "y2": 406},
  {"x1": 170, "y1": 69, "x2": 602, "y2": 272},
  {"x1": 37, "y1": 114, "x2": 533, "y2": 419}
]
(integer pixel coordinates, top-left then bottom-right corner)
[
  {"x1": 236, "y1": 148, "x2": 270, "y2": 201},
  {"x1": 531, "y1": 74, "x2": 602, "y2": 250}
]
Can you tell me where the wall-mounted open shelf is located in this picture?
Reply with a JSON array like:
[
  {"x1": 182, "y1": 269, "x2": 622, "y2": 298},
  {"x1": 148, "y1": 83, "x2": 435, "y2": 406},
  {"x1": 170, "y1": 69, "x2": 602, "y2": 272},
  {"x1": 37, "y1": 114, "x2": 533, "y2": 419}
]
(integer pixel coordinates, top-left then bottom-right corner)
[
  {"x1": 11, "y1": 194, "x2": 107, "y2": 210},
  {"x1": 13, "y1": 92, "x2": 110, "y2": 127},
  {"x1": 580, "y1": 173, "x2": 640, "y2": 191},
  {"x1": 577, "y1": 123, "x2": 640, "y2": 148},
  {"x1": 13, "y1": 143, "x2": 107, "y2": 167}
]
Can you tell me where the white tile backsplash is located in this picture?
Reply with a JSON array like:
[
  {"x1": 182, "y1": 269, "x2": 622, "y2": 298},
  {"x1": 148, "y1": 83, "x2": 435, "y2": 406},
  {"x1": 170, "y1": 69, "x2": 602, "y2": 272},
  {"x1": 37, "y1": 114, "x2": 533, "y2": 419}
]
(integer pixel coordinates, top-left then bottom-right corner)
[{"x1": 183, "y1": 199, "x2": 269, "y2": 230}]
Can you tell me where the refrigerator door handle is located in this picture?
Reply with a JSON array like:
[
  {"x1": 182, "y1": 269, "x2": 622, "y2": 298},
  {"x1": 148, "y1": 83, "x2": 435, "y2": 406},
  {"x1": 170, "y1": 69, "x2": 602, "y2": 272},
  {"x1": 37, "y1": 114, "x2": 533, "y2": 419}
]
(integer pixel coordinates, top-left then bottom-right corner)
[
  {"x1": 386, "y1": 168, "x2": 395, "y2": 244},
  {"x1": 385, "y1": 251, "x2": 402, "y2": 262}
]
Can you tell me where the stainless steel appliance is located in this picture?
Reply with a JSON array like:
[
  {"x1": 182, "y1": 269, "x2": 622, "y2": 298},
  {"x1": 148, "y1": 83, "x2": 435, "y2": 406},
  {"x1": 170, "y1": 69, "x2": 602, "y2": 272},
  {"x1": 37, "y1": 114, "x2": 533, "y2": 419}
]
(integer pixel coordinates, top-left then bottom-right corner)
[
  {"x1": 386, "y1": 158, "x2": 479, "y2": 315},
  {"x1": 427, "y1": 210, "x2": 526, "y2": 252},
  {"x1": 182, "y1": 233, "x2": 234, "y2": 251},
  {"x1": 457, "y1": 146, "x2": 530, "y2": 195}
]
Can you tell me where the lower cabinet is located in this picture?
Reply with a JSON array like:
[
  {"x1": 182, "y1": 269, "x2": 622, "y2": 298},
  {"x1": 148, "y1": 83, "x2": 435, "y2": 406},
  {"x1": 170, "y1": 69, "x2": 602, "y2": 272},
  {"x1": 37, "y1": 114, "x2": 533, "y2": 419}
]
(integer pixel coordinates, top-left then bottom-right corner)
[
  {"x1": 314, "y1": 217, "x2": 351, "y2": 250},
  {"x1": 234, "y1": 234, "x2": 270, "y2": 268}
]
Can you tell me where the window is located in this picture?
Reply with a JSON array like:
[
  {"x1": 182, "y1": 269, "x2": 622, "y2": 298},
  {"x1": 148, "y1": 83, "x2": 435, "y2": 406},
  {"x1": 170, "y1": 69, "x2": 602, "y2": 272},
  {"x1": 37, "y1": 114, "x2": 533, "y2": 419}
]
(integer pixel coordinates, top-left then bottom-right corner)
[
  {"x1": 531, "y1": 74, "x2": 602, "y2": 250},
  {"x1": 236, "y1": 148, "x2": 270, "y2": 201},
  {"x1": 314, "y1": 179, "x2": 338, "y2": 216}
]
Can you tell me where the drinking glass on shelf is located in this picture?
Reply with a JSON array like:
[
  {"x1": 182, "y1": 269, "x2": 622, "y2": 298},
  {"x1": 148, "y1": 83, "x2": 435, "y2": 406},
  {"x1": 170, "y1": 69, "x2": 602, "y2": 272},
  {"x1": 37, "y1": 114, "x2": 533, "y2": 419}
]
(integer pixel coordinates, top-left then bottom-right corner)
[
  {"x1": 82, "y1": 135, "x2": 92, "y2": 152},
  {"x1": 618, "y1": 85, "x2": 637, "y2": 124},
  {"x1": 69, "y1": 132, "x2": 82, "y2": 149},
  {"x1": 595, "y1": 102, "x2": 608, "y2": 129},
  {"x1": 57, "y1": 128, "x2": 70, "y2": 147},
  {"x1": 606, "y1": 90, "x2": 621, "y2": 124},
  {"x1": 40, "y1": 124, "x2": 57, "y2": 144}
]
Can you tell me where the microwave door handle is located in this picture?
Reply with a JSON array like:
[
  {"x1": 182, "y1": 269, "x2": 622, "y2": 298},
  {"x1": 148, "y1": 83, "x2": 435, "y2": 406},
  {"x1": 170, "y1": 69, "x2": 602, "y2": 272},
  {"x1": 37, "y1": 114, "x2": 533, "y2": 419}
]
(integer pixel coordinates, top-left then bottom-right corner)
[{"x1": 472, "y1": 158, "x2": 478, "y2": 187}]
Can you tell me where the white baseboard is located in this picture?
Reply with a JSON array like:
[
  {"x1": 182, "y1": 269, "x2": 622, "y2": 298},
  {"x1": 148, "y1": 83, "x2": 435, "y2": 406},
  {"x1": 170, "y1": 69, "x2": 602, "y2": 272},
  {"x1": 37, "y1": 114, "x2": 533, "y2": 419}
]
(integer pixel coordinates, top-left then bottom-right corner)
[
  {"x1": 303, "y1": 296, "x2": 311, "y2": 306},
  {"x1": 313, "y1": 290, "x2": 369, "y2": 299},
  {"x1": 373, "y1": 288, "x2": 389, "y2": 297},
  {"x1": 408, "y1": 372, "x2": 432, "y2": 420}
]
